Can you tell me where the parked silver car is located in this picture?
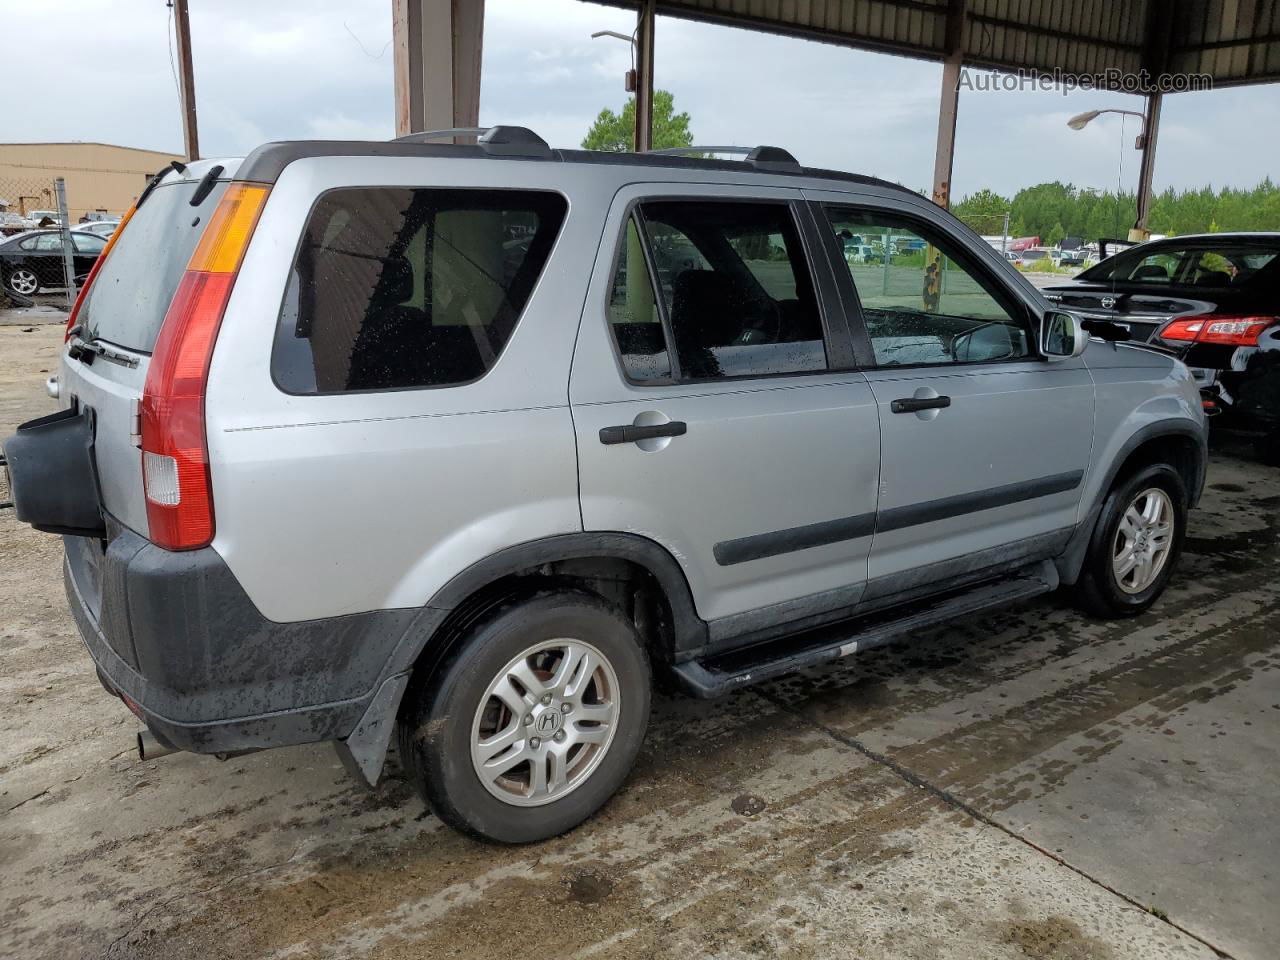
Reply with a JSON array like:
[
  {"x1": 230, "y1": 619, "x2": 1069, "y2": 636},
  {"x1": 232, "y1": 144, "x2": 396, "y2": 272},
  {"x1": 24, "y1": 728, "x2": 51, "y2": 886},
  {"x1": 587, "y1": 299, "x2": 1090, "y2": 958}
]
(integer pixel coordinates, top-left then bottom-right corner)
[
  {"x1": 74, "y1": 219, "x2": 120, "y2": 238},
  {"x1": 3, "y1": 128, "x2": 1207, "y2": 843}
]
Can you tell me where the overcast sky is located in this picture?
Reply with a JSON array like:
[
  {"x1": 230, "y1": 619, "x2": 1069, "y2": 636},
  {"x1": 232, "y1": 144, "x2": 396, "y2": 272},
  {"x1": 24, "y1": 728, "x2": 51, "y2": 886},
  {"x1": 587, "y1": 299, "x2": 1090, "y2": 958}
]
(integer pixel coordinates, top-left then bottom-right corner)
[{"x1": 3, "y1": 0, "x2": 1277, "y2": 202}]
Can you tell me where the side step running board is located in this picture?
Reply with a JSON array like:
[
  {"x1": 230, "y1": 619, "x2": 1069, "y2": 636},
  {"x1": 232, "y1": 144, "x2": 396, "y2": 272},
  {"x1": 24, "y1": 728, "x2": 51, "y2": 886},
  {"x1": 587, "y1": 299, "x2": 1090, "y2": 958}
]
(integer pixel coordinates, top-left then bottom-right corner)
[{"x1": 669, "y1": 561, "x2": 1059, "y2": 698}]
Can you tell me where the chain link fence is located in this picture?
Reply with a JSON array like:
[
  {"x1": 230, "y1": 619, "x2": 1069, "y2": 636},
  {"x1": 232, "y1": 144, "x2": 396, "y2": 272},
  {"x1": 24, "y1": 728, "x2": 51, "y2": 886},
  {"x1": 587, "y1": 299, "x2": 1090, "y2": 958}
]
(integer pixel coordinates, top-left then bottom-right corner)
[{"x1": 0, "y1": 171, "x2": 107, "y2": 309}]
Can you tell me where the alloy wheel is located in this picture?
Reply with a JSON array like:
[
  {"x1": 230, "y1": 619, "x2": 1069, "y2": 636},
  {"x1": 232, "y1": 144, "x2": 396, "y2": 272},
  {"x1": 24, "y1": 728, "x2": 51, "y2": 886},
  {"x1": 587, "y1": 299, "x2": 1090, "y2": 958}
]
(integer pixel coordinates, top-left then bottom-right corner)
[
  {"x1": 470, "y1": 638, "x2": 620, "y2": 806},
  {"x1": 1112, "y1": 486, "x2": 1175, "y2": 594},
  {"x1": 8, "y1": 269, "x2": 38, "y2": 296}
]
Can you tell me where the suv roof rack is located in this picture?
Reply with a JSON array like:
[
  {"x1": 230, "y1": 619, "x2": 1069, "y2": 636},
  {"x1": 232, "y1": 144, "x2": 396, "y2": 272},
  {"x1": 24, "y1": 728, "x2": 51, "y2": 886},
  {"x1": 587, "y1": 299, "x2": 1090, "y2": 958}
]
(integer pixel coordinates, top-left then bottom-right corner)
[
  {"x1": 646, "y1": 144, "x2": 801, "y2": 172},
  {"x1": 392, "y1": 125, "x2": 552, "y2": 158},
  {"x1": 235, "y1": 135, "x2": 908, "y2": 196}
]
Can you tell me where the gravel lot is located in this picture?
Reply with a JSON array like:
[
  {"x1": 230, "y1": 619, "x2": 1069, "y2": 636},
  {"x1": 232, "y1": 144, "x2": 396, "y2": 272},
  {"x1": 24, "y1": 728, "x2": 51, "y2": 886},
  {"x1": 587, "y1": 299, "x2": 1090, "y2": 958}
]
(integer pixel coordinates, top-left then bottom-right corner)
[{"x1": 2, "y1": 322, "x2": 1276, "y2": 959}]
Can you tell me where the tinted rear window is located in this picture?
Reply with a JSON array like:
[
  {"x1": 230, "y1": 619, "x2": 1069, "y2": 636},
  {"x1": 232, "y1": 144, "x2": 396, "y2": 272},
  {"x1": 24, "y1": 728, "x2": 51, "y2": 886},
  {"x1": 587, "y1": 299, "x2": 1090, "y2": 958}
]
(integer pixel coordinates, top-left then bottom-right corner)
[
  {"x1": 80, "y1": 178, "x2": 228, "y2": 353},
  {"x1": 1082, "y1": 242, "x2": 1280, "y2": 287},
  {"x1": 272, "y1": 188, "x2": 567, "y2": 394}
]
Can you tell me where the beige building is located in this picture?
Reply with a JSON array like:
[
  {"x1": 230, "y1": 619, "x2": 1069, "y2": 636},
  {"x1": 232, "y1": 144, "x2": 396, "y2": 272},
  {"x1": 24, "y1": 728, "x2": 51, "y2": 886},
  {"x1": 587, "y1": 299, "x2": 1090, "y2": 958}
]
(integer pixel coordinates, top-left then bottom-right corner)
[{"x1": 0, "y1": 142, "x2": 183, "y2": 223}]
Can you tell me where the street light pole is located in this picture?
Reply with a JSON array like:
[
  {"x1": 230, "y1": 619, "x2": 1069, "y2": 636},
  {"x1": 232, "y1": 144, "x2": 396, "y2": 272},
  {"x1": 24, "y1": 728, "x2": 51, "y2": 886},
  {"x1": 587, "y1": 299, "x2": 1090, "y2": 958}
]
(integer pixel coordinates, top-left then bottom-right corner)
[
  {"x1": 1132, "y1": 93, "x2": 1162, "y2": 240},
  {"x1": 1066, "y1": 105, "x2": 1161, "y2": 242},
  {"x1": 633, "y1": 0, "x2": 655, "y2": 152},
  {"x1": 592, "y1": 6, "x2": 654, "y2": 154}
]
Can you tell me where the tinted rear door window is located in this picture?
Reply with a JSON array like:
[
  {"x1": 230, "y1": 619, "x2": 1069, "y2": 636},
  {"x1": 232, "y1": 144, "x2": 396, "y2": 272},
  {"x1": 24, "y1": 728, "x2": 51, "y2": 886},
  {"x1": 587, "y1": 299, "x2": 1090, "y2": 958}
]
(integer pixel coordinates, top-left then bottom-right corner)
[
  {"x1": 607, "y1": 200, "x2": 827, "y2": 383},
  {"x1": 80, "y1": 178, "x2": 229, "y2": 353},
  {"x1": 273, "y1": 188, "x2": 567, "y2": 394}
]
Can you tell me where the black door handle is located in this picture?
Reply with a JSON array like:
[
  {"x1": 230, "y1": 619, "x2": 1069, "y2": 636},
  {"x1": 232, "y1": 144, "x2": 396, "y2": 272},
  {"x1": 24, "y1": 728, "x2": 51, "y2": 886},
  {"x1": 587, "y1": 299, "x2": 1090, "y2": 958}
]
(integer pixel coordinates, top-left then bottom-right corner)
[
  {"x1": 890, "y1": 395, "x2": 951, "y2": 414},
  {"x1": 599, "y1": 421, "x2": 687, "y2": 445}
]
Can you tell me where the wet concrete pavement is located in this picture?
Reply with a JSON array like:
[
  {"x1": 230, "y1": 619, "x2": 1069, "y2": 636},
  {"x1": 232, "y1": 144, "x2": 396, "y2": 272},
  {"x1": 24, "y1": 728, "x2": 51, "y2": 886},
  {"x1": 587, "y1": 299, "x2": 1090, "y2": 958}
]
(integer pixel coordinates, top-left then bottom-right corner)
[{"x1": 1, "y1": 324, "x2": 1275, "y2": 959}]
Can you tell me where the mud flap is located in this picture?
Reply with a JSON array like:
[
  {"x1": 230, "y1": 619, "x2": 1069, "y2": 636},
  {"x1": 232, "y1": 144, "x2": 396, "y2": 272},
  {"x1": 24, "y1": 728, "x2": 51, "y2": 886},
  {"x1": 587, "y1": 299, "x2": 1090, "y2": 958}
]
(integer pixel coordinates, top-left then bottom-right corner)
[
  {"x1": 334, "y1": 672, "x2": 410, "y2": 787},
  {"x1": 3, "y1": 407, "x2": 105, "y2": 537}
]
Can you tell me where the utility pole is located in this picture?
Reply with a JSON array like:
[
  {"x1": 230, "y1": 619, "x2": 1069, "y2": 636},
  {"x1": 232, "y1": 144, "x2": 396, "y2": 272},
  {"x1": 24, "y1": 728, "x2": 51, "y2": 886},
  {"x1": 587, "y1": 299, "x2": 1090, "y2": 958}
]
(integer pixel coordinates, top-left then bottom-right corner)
[{"x1": 172, "y1": 0, "x2": 200, "y2": 161}]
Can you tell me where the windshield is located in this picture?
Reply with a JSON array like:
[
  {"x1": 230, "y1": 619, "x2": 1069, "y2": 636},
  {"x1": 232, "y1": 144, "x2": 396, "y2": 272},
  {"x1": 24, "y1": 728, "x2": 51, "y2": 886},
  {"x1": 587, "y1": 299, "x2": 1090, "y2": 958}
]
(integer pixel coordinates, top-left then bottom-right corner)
[
  {"x1": 79, "y1": 178, "x2": 228, "y2": 353},
  {"x1": 1080, "y1": 241, "x2": 1280, "y2": 288}
]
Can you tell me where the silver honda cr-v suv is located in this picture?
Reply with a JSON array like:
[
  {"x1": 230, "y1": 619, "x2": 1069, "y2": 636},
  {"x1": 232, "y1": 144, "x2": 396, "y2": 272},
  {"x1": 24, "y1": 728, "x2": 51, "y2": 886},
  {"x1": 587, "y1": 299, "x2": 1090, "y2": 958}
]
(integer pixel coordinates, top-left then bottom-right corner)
[{"x1": 3, "y1": 127, "x2": 1206, "y2": 843}]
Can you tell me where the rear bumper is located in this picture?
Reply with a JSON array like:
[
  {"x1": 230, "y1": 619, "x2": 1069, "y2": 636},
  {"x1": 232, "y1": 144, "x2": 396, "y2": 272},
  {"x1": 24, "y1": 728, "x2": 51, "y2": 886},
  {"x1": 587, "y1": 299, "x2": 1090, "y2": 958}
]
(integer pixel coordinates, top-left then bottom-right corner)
[
  {"x1": 1184, "y1": 345, "x2": 1280, "y2": 429},
  {"x1": 63, "y1": 522, "x2": 417, "y2": 755}
]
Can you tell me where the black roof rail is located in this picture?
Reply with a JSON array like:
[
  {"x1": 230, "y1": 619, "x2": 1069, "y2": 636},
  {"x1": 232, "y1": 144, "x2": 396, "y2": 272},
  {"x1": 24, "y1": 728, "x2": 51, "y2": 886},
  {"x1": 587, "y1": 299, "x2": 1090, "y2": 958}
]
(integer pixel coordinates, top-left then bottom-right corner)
[
  {"x1": 744, "y1": 145, "x2": 801, "y2": 172},
  {"x1": 392, "y1": 127, "x2": 488, "y2": 143},
  {"x1": 391, "y1": 125, "x2": 552, "y2": 158},
  {"x1": 646, "y1": 144, "x2": 801, "y2": 172}
]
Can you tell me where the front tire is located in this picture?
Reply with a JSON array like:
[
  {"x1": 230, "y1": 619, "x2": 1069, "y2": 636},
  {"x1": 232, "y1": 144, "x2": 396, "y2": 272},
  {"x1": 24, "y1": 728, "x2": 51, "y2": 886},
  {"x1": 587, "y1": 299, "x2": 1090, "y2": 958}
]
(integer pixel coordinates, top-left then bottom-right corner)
[
  {"x1": 1076, "y1": 463, "x2": 1187, "y2": 618},
  {"x1": 398, "y1": 590, "x2": 651, "y2": 843}
]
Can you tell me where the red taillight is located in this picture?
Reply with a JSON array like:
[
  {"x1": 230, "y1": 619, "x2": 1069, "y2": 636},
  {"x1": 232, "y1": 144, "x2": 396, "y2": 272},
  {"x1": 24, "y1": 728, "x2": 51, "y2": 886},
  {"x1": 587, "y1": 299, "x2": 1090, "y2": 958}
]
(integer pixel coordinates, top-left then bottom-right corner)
[
  {"x1": 1160, "y1": 314, "x2": 1278, "y2": 347},
  {"x1": 140, "y1": 184, "x2": 268, "y2": 550},
  {"x1": 65, "y1": 206, "x2": 135, "y2": 341}
]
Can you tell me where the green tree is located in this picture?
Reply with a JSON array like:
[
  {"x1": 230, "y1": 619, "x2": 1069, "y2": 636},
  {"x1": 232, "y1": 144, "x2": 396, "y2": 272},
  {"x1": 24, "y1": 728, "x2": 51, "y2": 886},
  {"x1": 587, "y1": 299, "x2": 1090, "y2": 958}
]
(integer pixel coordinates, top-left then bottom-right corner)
[
  {"x1": 955, "y1": 178, "x2": 1280, "y2": 241},
  {"x1": 582, "y1": 90, "x2": 694, "y2": 152},
  {"x1": 1047, "y1": 222, "x2": 1065, "y2": 247},
  {"x1": 951, "y1": 187, "x2": 1010, "y2": 236}
]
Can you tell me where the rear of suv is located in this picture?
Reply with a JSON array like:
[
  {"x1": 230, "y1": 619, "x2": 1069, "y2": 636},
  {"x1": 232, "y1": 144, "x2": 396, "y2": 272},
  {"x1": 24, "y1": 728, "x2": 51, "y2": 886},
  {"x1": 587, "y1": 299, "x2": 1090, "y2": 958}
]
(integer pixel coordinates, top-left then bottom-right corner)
[{"x1": 4, "y1": 128, "x2": 1207, "y2": 843}]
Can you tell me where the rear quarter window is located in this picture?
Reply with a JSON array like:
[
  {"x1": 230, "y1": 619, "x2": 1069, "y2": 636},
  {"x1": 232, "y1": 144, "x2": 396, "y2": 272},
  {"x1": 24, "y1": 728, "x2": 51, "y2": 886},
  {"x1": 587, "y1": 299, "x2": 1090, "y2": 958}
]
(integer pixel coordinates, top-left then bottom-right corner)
[{"x1": 272, "y1": 187, "x2": 567, "y2": 394}]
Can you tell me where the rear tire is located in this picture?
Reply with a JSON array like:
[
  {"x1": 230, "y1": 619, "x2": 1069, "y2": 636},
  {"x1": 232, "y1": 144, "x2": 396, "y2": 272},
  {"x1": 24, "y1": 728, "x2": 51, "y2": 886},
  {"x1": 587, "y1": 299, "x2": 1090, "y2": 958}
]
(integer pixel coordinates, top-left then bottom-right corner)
[
  {"x1": 6, "y1": 267, "x2": 39, "y2": 297},
  {"x1": 1075, "y1": 463, "x2": 1187, "y2": 618},
  {"x1": 398, "y1": 590, "x2": 651, "y2": 843}
]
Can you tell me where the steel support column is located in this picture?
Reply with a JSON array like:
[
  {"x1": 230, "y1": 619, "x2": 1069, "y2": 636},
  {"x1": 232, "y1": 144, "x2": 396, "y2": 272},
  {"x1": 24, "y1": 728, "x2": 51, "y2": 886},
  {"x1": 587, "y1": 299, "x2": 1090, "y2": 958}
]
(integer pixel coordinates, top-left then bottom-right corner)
[
  {"x1": 930, "y1": 0, "x2": 966, "y2": 209},
  {"x1": 393, "y1": 0, "x2": 485, "y2": 139},
  {"x1": 634, "y1": 0, "x2": 656, "y2": 151},
  {"x1": 1131, "y1": 92, "x2": 1162, "y2": 241},
  {"x1": 930, "y1": 53, "x2": 961, "y2": 208}
]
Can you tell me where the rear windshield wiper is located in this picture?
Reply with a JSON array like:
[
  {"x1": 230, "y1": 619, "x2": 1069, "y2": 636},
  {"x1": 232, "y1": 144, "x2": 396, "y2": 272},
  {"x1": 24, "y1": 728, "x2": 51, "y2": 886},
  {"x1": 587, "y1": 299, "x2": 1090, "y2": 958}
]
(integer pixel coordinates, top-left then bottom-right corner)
[
  {"x1": 135, "y1": 159, "x2": 188, "y2": 210},
  {"x1": 67, "y1": 332, "x2": 139, "y2": 369},
  {"x1": 189, "y1": 164, "x2": 224, "y2": 207}
]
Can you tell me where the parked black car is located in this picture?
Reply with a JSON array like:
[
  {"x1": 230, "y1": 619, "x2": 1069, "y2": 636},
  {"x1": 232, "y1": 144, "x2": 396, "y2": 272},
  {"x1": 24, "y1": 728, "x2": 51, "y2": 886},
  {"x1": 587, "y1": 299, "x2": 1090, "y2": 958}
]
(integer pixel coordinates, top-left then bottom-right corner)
[
  {"x1": 1044, "y1": 233, "x2": 1280, "y2": 448},
  {"x1": 0, "y1": 229, "x2": 105, "y2": 297}
]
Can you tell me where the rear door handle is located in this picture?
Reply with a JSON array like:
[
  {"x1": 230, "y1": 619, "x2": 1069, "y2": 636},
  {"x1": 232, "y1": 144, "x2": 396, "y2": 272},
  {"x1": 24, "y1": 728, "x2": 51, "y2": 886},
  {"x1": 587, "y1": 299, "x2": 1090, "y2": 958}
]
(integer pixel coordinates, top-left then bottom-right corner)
[
  {"x1": 599, "y1": 421, "x2": 687, "y2": 445},
  {"x1": 890, "y1": 395, "x2": 951, "y2": 414}
]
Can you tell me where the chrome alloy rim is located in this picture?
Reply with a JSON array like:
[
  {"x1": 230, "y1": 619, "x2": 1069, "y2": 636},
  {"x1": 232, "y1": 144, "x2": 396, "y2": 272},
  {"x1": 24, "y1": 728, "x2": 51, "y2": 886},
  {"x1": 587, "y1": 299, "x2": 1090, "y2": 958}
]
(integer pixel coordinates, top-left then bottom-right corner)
[
  {"x1": 1112, "y1": 487, "x2": 1175, "y2": 594},
  {"x1": 470, "y1": 638, "x2": 620, "y2": 806},
  {"x1": 9, "y1": 269, "x2": 37, "y2": 295}
]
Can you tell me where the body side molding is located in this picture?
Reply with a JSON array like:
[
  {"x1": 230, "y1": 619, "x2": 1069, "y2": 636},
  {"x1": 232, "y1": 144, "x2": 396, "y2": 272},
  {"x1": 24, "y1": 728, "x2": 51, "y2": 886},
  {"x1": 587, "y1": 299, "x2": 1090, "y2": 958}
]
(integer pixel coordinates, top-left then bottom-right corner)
[
  {"x1": 710, "y1": 470, "x2": 1085, "y2": 570},
  {"x1": 713, "y1": 512, "x2": 876, "y2": 566}
]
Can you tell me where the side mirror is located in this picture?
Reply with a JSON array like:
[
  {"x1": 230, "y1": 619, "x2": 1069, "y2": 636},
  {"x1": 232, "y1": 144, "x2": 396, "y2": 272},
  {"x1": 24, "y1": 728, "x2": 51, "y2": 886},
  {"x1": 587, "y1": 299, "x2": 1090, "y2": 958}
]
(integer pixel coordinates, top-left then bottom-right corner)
[{"x1": 1040, "y1": 310, "x2": 1088, "y2": 360}]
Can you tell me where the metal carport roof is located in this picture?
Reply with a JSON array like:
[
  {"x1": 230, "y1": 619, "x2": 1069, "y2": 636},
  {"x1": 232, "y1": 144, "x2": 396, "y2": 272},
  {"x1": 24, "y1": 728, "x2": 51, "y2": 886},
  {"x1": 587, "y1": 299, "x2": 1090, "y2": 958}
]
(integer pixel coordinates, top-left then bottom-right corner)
[
  {"x1": 591, "y1": 0, "x2": 1280, "y2": 87},
  {"x1": 586, "y1": 0, "x2": 1279, "y2": 236}
]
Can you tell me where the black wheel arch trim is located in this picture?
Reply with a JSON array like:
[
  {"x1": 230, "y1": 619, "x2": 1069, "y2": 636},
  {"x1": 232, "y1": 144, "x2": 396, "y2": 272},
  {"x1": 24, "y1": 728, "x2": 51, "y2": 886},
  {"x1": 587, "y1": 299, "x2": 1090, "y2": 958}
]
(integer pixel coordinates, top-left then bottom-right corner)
[
  {"x1": 376, "y1": 531, "x2": 708, "y2": 703},
  {"x1": 1099, "y1": 419, "x2": 1206, "y2": 509},
  {"x1": 414, "y1": 531, "x2": 707, "y2": 651},
  {"x1": 342, "y1": 532, "x2": 707, "y2": 786},
  {"x1": 1055, "y1": 418, "x2": 1205, "y2": 586}
]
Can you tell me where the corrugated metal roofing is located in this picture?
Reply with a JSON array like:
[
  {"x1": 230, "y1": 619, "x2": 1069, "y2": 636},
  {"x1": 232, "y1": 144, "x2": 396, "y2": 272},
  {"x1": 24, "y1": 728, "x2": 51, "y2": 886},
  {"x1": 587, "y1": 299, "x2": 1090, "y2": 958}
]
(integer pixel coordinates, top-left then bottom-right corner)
[{"x1": 591, "y1": 0, "x2": 1280, "y2": 87}]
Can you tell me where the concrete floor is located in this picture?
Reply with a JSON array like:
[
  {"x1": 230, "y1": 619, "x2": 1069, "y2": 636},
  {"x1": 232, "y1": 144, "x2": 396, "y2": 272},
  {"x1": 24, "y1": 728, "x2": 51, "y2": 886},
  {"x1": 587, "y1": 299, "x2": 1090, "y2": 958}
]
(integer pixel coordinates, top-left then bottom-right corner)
[{"x1": 1, "y1": 323, "x2": 1275, "y2": 960}]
